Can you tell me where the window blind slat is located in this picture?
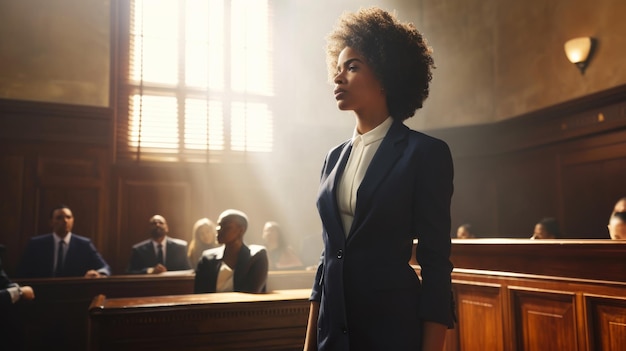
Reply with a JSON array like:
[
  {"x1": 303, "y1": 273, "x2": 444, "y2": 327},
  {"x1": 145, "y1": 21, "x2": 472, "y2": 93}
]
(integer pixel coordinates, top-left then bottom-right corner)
[{"x1": 116, "y1": 0, "x2": 274, "y2": 163}]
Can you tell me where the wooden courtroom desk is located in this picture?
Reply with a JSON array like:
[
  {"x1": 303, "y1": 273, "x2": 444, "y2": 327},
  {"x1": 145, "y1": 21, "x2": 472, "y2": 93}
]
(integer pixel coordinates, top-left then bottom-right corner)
[
  {"x1": 443, "y1": 239, "x2": 626, "y2": 351},
  {"x1": 88, "y1": 289, "x2": 311, "y2": 351},
  {"x1": 13, "y1": 270, "x2": 315, "y2": 351}
]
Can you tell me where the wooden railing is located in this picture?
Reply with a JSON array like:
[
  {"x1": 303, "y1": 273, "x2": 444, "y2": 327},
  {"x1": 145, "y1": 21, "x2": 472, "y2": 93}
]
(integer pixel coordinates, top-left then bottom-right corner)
[
  {"x1": 13, "y1": 270, "x2": 315, "y2": 351},
  {"x1": 12, "y1": 241, "x2": 626, "y2": 350},
  {"x1": 444, "y1": 239, "x2": 626, "y2": 351},
  {"x1": 88, "y1": 289, "x2": 311, "y2": 351}
]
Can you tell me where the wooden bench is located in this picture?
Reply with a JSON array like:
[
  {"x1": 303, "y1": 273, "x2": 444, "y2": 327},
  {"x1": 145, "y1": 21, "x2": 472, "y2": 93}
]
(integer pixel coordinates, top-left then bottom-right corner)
[
  {"x1": 14, "y1": 270, "x2": 315, "y2": 350},
  {"x1": 88, "y1": 289, "x2": 311, "y2": 351}
]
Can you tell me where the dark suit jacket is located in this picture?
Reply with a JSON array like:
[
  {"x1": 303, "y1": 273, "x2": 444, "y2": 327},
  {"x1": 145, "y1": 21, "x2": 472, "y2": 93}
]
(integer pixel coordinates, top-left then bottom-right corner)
[
  {"x1": 194, "y1": 244, "x2": 268, "y2": 293},
  {"x1": 1, "y1": 245, "x2": 24, "y2": 351},
  {"x1": 16, "y1": 233, "x2": 111, "y2": 278},
  {"x1": 311, "y1": 120, "x2": 455, "y2": 351},
  {"x1": 127, "y1": 237, "x2": 191, "y2": 274},
  {"x1": 1, "y1": 245, "x2": 17, "y2": 306}
]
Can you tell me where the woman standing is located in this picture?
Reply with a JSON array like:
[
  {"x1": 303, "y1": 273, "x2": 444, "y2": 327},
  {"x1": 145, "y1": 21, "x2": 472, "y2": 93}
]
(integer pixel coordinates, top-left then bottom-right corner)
[{"x1": 304, "y1": 7, "x2": 455, "y2": 351}]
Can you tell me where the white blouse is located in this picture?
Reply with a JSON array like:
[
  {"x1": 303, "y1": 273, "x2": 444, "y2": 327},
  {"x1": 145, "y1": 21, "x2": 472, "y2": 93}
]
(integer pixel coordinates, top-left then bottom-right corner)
[
  {"x1": 337, "y1": 117, "x2": 393, "y2": 237},
  {"x1": 216, "y1": 261, "x2": 234, "y2": 292}
]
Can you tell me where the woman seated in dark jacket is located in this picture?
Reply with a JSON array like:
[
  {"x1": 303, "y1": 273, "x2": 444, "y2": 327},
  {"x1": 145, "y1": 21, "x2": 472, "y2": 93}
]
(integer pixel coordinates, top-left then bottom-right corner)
[{"x1": 194, "y1": 209, "x2": 268, "y2": 293}]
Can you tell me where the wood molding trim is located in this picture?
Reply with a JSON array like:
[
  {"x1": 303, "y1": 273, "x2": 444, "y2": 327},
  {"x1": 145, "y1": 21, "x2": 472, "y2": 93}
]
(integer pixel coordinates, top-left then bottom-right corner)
[
  {"x1": 0, "y1": 98, "x2": 112, "y2": 145},
  {"x1": 430, "y1": 84, "x2": 626, "y2": 157}
]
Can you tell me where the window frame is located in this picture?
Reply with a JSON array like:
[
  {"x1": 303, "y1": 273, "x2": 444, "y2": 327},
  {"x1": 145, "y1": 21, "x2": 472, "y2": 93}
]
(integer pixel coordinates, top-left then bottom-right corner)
[{"x1": 113, "y1": 0, "x2": 275, "y2": 164}]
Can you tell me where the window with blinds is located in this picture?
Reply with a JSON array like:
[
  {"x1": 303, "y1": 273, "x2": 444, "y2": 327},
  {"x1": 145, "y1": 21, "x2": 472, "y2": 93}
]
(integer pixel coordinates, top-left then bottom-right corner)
[{"x1": 116, "y1": 0, "x2": 274, "y2": 162}]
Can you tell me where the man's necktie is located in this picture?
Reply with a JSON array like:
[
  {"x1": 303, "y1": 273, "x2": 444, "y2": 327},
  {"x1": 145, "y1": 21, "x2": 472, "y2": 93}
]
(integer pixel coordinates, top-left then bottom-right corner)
[
  {"x1": 55, "y1": 241, "x2": 65, "y2": 276},
  {"x1": 157, "y1": 244, "x2": 164, "y2": 265}
]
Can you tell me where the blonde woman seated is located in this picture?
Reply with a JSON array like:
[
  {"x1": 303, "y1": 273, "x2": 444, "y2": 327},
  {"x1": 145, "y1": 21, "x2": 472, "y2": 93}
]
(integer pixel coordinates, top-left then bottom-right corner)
[
  {"x1": 187, "y1": 218, "x2": 221, "y2": 268},
  {"x1": 262, "y1": 221, "x2": 304, "y2": 270}
]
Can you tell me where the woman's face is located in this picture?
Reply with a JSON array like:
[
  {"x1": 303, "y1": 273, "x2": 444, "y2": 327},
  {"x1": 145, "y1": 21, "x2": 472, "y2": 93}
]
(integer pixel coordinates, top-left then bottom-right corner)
[
  {"x1": 198, "y1": 224, "x2": 216, "y2": 245},
  {"x1": 216, "y1": 216, "x2": 242, "y2": 245},
  {"x1": 262, "y1": 224, "x2": 279, "y2": 250},
  {"x1": 333, "y1": 47, "x2": 385, "y2": 115}
]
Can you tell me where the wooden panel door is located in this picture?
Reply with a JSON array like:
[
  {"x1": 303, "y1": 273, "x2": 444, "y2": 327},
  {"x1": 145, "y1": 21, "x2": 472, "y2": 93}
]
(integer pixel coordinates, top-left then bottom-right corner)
[
  {"x1": 454, "y1": 281, "x2": 504, "y2": 351},
  {"x1": 511, "y1": 287, "x2": 579, "y2": 351},
  {"x1": 585, "y1": 294, "x2": 626, "y2": 351}
]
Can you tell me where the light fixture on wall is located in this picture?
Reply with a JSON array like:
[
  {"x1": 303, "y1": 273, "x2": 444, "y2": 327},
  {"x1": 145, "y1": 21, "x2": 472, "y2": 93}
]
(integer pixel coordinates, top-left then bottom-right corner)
[{"x1": 564, "y1": 37, "x2": 596, "y2": 74}]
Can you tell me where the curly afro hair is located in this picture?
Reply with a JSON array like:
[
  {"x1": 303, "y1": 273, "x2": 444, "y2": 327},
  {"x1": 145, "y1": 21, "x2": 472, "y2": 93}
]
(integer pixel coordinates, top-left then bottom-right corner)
[{"x1": 326, "y1": 7, "x2": 435, "y2": 121}]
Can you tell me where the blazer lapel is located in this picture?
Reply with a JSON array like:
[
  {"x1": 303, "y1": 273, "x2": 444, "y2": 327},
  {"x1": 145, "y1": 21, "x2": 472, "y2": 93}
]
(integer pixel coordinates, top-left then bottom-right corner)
[
  {"x1": 348, "y1": 120, "x2": 408, "y2": 240},
  {"x1": 234, "y1": 245, "x2": 251, "y2": 290},
  {"x1": 318, "y1": 142, "x2": 352, "y2": 241},
  {"x1": 45, "y1": 235, "x2": 56, "y2": 277}
]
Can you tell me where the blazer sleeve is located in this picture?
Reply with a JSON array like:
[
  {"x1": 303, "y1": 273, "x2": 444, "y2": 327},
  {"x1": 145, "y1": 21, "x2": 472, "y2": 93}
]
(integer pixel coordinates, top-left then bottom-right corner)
[
  {"x1": 414, "y1": 138, "x2": 455, "y2": 328},
  {"x1": 85, "y1": 240, "x2": 111, "y2": 276},
  {"x1": 310, "y1": 149, "x2": 336, "y2": 302},
  {"x1": 127, "y1": 247, "x2": 150, "y2": 274},
  {"x1": 194, "y1": 256, "x2": 213, "y2": 293},
  {"x1": 1, "y1": 261, "x2": 17, "y2": 306},
  {"x1": 170, "y1": 242, "x2": 192, "y2": 271},
  {"x1": 240, "y1": 247, "x2": 268, "y2": 293},
  {"x1": 15, "y1": 240, "x2": 40, "y2": 278},
  {"x1": 309, "y1": 250, "x2": 324, "y2": 302}
]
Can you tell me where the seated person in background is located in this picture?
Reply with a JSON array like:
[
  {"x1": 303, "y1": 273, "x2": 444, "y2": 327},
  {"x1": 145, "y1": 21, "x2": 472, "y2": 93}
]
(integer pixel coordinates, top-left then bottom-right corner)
[
  {"x1": 611, "y1": 197, "x2": 626, "y2": 214},
  {"x1": 1, "y1": 245, "x2": 35, "y2": 306},
  {"x1": 187, "y1": 217, "x2": 221, "y2": 268},
  {"x1": 1, "y1": 244, "x2": 35, "y2": 351},
  {"x1": 607, "y1": 212, "x2": 626, "y2": 240},
  {"x1": 456, "y1": 223, "x2": 476, "y2": 238},
  {"x1": 262, "y1": 221, "x2": 304, "y2": 270},
  {"x1": 127, "y1": 215, "x2": 191, "y2": 274},
  {"x1": 17, "y1": 205, "x2": 111, "y2": 278},
  {"x1": 299, "y1": 232, "x2": 324, "y2": 270},
  {"x1": 194, "y1": 209, "x2": 268, "y2": 293},
  {"x1": 530, "y1": 217, "x2": 560, "y2": 239}
]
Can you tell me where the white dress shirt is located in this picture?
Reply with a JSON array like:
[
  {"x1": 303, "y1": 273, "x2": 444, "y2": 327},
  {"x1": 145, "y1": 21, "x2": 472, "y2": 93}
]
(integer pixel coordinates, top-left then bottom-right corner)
[
  {"x1": 216, "y1": 262, "x2": 234, "y2": 292},
  {"x1": 337, "y1": 117, "x2": 393, "y2": 237}
]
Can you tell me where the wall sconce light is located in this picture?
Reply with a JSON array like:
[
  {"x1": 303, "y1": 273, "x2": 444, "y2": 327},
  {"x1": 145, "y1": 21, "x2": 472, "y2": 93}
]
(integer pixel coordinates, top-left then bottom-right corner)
[{"x1": 564, "y1": 37, "x2": 596, "y2": 74}]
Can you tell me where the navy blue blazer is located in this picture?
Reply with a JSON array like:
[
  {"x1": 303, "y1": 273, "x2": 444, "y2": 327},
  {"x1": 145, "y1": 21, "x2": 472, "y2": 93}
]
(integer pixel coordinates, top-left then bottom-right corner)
[
  {"x1": 16, "y1": 233, "x2": 111, "y2": 278},
  {"x1": 127, "y1": 237, "x2": 191, "y2": 274},
  {"x1": 311, "y1": 120, "x2": 455, "y2": 351},
  {"x1": 194, "y1": 244, "x2": 268, "y2": 293}
]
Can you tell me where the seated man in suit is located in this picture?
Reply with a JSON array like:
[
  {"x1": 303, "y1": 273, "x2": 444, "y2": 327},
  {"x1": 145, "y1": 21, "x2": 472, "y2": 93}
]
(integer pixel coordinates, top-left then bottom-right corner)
[
  {"x1": 194, "y1": 209, "x2": 268, "y2": 293},
  {"x1": 608, "y1": 211, "x2": 626, "y2": 240},
  {"x1": 17, "y1": 205, "x2": 111, "y2": 278},
  {"x1": 127, "y1": 215, "x2": 191, "y2": 274}
]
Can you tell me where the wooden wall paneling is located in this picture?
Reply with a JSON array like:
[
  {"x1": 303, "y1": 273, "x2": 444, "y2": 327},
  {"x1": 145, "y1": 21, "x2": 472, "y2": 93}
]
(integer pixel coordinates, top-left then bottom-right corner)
[
  {"x1": 34, "y1": 146, "x2": 109, "y2": 253},
  {"x1": 494, "y1": 149, "x2": 560, "y2": 238},
  {"x1": 510, "y1": 286, "x2": 579, "y2": 351},
  {"x1": 584, "y1": 294, "x2": 626, "y2": 351},
  {"x1": 559, "y1": 141, "x2": 626, "y2": 238},
  {"x1": 0, "y1": 99, "x2": 111, "y2": 145},
  {"x1": 0, "y1": 154, "x2": 27, "y2": 274},
  {"x1": 453, "y1": 280, "x2": 505, "y2": 351},
  {"x1": 36, "y1": 186, "x2": 102, "y2": 240},
  {"x1": 114, "y1": 178, "x2": 193, "y2": 274},
  {"x1": 430, "y1": 86, "x2": 626, "y2": 238},
  {"x1": 450, "y1": 156, "x2": 499, "y2": 238}
]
